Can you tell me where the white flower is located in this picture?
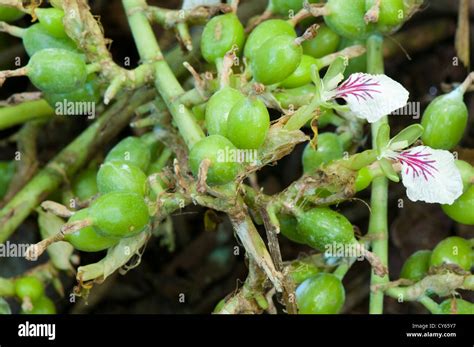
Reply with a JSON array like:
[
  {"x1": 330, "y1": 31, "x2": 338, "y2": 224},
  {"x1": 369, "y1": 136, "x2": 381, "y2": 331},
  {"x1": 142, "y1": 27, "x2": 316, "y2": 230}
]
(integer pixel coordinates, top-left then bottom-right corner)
[
  {"x1": 329, "y1": 73, "x2": 409, "y2": 123},
  {"x1": 382, "y1": 146, "x2": 463, "y2": 204},
  {"x1": 182, "y1": 0, "x2": 220, "y2": 9}
]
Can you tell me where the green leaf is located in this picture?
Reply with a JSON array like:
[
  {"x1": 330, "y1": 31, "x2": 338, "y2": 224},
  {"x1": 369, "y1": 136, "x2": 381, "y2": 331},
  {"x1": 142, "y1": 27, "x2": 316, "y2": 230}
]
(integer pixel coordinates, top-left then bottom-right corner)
[
  {"x1": 342, "y1": 149, "x2": 377, "y2": 170},
  {"x1": 322, "y1": 56, "x2": 346, "y2": 91},
  {"x1": 376, "y1": 123, "x2": 391, "y2": 155},
  {"x1": 389, "y1": 124, "x2": 424, "y2": 150},
  {"x1": 0, "y1": 297, "x2": 11, "y2": 314},
  {"x1": 388, "y1": 141, "x2": 408, "y2": 151},
  {"x1": 259, "y1": 127, "x2": 308, "y2": 164},
  {"x1": 379, "y1": 158, "x2": 400, "y2": 182},
  {"x1": 78, "y1": 231, "x2": 150, "y2": 282}
]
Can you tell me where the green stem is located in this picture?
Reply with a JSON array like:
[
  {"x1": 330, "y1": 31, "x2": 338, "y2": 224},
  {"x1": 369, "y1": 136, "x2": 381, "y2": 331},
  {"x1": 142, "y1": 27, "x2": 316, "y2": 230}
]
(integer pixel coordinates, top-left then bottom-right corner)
[
  {"x1": 0, "y1": 21, "x2": 25, "y2": 37},
  {"x1": 385, "y1": 287, "x2": 441, "y2": 314},
  {"x1": 382, "y1": 272, "x2": 471, "y2": 303},
  {"x1": 366, "y1": 34, "x2": 389, "y2": 314},
  {"x1": 0, "y1": 88, "x2": 155, "y2": 243},
  {"x1": 333, "y1": 260, "x2": 353, "y2": 280},
  {"x1": 315, "y1": 44, "x2": 366, "y2": 70},
  {"x1": 283, "y1": 96, "x2": 321, "y2": 131},
  {"x1": 86, "y1": 62, "x2": 102, "y2": 74},
  {"x1": 176, "y1": 22, "x2": 192, "y2": 51},
  {"x1": 148, "y1": 147, "x2": 173, "y2": 180},
  {"x1": 0, "y1": 100, "x2": 54, "y2": 130},
  {"x1": 418, "y1": 296, "x2": 441, "y2": 314},
  {"x1": 122, "y1": 0, "x2": 204, "y2": 149},
  {"x1": 178, "y1": 87, "x2": 209, "y2": 107}
]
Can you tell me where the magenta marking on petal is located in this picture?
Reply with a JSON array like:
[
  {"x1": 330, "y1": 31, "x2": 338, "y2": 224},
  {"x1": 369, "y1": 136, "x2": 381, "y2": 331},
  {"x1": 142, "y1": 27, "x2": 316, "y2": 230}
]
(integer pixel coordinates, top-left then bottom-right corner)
[
  {"x1": 397, "y1": 150, "x2": 438, "y2": 181},
  {"x1": 335, "y1": 74, "x2": 381, "y2": 102}
]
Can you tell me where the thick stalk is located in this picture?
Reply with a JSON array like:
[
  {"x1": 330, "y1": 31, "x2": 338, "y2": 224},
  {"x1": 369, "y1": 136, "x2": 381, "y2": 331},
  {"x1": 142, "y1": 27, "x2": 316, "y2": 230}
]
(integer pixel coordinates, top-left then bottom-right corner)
[
  {"x1": 228, "y1": 211, "x2": 283, "y2": 292},
  {"x1": 0, "y1": 100, "x2": 54, "y2": 130},
  {"x1": 0, "y1": 89, "x2": 155, "y2": 243},
  {"x1": 366, "y1": 34, "x2": 389, "y2": 314},
  {"x1": 122, "y1": 0, "x2": 204, "y2": 148}
]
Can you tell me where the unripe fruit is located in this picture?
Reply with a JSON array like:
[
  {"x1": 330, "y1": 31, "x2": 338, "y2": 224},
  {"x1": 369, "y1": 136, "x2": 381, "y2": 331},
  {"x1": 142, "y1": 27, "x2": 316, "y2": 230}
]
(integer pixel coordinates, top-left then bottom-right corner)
[
  {"x1": 296, "y1": 273, "x2": 345, "y2": 314},
  {"x1": 251, "y1": 35, "x2": 303, "y2": 85},
  {"x1": 302, "y1": 133, "x2": 344, "y2": 173},
  {"x1": 288, "y1": 261, "x2": 321, "y2": 285},
  {"x1": 64, "y1": 209, "x2": 118, "y2": 252},
  {"x1": 400, "y1": 250, "x2": 431, "y2": 282},
  {"x1": 366, "y1": 0, "x2": 406, "y2": 33},
  {"x1": 324, "y1": 0, "x2": 368, "y2": 40},
  {"x1": 454, "y1": 160, "x2": 474, "y2": 192},
  {"x1": 439, "y1": 299, "x2": 474, "y2": 314},
  {"x1": 442, "y1": 186, "x2": 474, "y2": 225},
  {"x1": 43, "y1": 77, "x2": 101, "y2": 109},
  {"x1": 96, "y1": 161, "x2": 147, "y2": 196},
  {"x1": 15, "y1": 277, "x2": 44, "y2": 301},
  {"x1": 89, "y1": 191, "x2": 149, "y2": 238},
  {"x1": 188, "y1": 135, "x2": 241, "y2": 185},
  {"x1": 27, "y1": 49, "x2": 87, "y2": 94},
  {"x1": 302, "y1": 24, "x2": 341, "y2": 59},
  {"x1": 354, "y1": 166, "x2": 373, "y2": 192},
  {"x1": 23, "y1": 24, "x2": 79, "y2": 57},
  {"x1": 421, "y1": 88, "x2": 468, "y2": 150},
  {"x1": 270, "y1": 0, "x2": 306, "y2": 15},
  {"x1": 105, "y1": 136, "x2": 151, "y2": 172},
  {"x1": 244, "y1": 19, "x2": 296, "y2": 61},
  {"x1": 201, "y1": 13, "x2": 245, "y2": 64},
  {"x1": 71, "y1": 167, "x2": 98, "y2": 201},
  {"x1": 278, "y1": 213, "x2": 306, "y2": 244},
  {"x1": 296, "y1": 207, "x2": 355, "y2": 251},
  {"x1": 35, "y1": 8, "x2": 67, "y2": 38},
  {"x1": 205, "y1": 87, "x2": 245, "y2": 137},
  {"x1": 279, "y1": 55, "x2": 319, "y2": 89},
  {"x1": 226, "y1": 97, "x2": 270, "y2": 149},
  {"x1": 430, "y1": 236, "x2": 472, "y2": 271},
  {"x1": 21, "y1": 296, "x2": 56, "y2": 314}
]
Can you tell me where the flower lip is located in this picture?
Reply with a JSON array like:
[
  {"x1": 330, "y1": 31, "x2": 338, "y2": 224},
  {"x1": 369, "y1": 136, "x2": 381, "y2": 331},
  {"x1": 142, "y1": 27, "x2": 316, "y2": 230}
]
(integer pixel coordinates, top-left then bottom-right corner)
[
  {"x1": 397, "y1": 149, "x2": 437, "y2": 181},
  {"x1": 330, "y1": 73, "x2": 410, "y2": 123},
  {"x1": 382, "y1": 145, "x2": 463, "y2": 205},
  {"x1": 335, "y1": 74, "x2": 382, "y2": 102}
]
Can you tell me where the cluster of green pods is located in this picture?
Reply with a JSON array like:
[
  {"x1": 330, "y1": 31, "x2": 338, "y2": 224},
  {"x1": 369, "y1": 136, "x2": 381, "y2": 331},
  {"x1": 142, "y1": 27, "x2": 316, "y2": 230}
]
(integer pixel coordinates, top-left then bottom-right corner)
[
  {"x1": 64, "y1": 137, "x2": 153, "y2": 252},
  {"x1": 5, "y1": 7, "x2": 101, "y2": 105},
  {"x1": 400, "y1": 236, "x2": 472, "y2": 280}
]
